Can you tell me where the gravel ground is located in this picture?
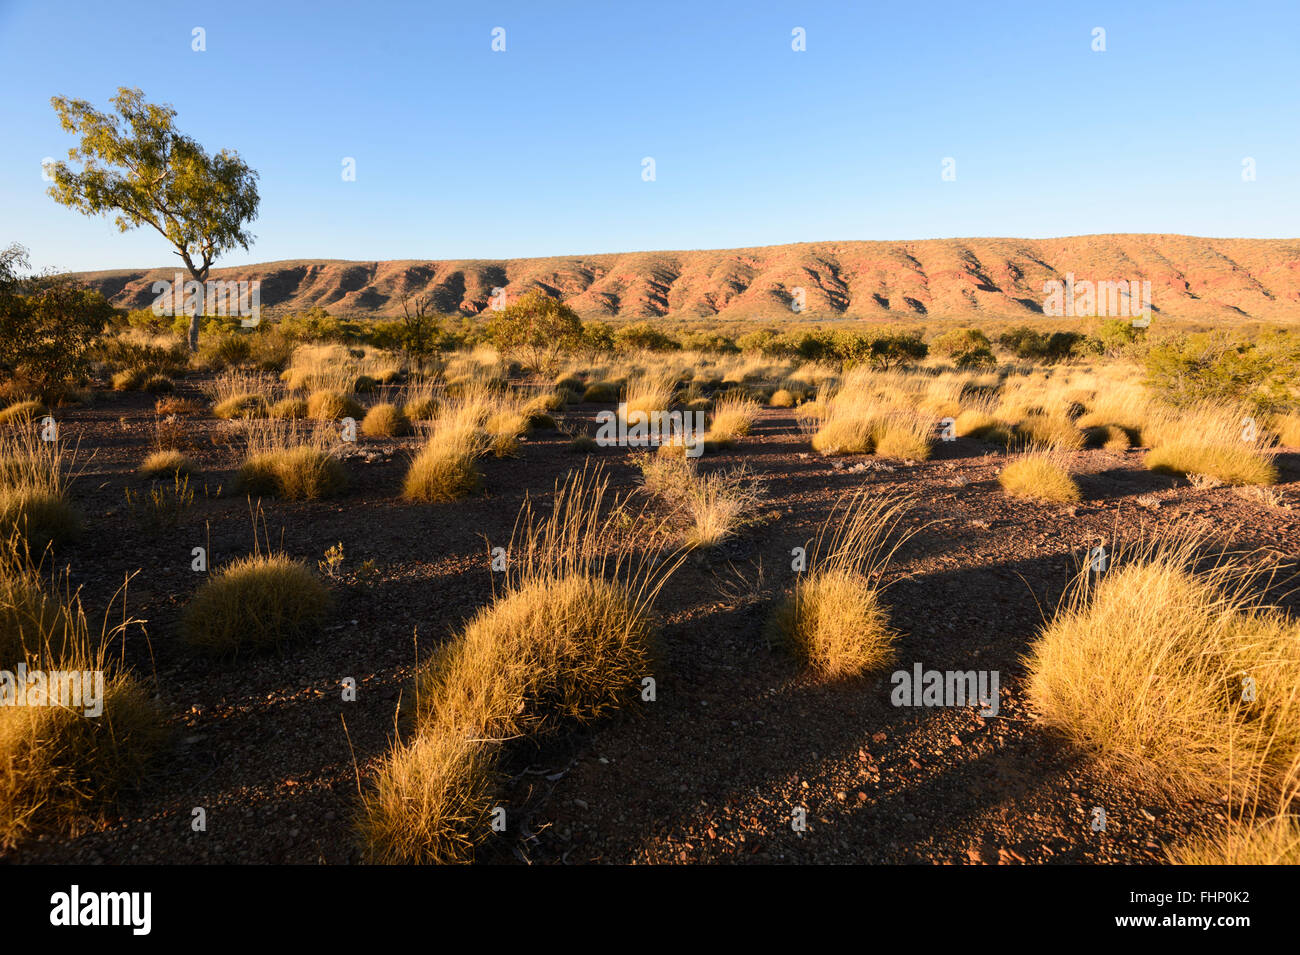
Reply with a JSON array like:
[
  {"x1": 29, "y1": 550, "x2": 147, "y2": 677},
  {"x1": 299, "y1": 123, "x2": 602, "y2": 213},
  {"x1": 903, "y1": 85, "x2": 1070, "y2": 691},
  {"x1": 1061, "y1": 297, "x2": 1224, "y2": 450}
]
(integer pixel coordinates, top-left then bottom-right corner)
[{"x1": 7, "y1": 381, "x2": 1298, "y2": 865}]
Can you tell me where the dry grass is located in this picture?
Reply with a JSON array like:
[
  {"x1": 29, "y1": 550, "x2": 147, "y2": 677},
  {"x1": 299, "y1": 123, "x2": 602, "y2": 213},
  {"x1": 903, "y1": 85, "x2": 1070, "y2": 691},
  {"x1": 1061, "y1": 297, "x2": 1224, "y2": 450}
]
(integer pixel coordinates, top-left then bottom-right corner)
[
  {"x1": 182, "y1": 551, "x2": 331, "y2": 655},
  {"x1": 1015, "y1": 412, "x2": 1085, "y2": 451},
  {"x1": 769, "y1": 491, "x2": 913, "y2": 678},
  {"x1": 998, "y1": 447, "x2": 1081, "y2": 503},
  {"x1": 360, "y1": 466, "x2": 681, "y2": 863},
  {"x1": 1273, "y1": 412, "x2": 1300, "y2": 448},
  {"x1": 621, "y1": 372, "x2": 675, "y2": 422},
  {"x1": 269, "y1": 397, "x2": 308, "y2": 419},
  {"x1": 0, "y1": 400, "x2": 47, "y2": 425},
  {"x1": 403, "y1": 421, "x2": 485, "y2": 502},
  {"x1": 206, "y1": 370, "x2": 275, "y2": 420},
  {"x1": 1025, "y1": 536, "x2": 1300, "y2": 803},
  {"x1": 0, "y1": 560, "x2": 162, "y2": 849},
  {"x1": 139, "y1": 449, "x2": 198, "y2": 478},
  {"x1": 1147, "y1": 442, "x2": 1278, "y2": 486},
  {"x1": 236, "y1": 420, "x2": 347, "y2": 500},
  {"x1": 707, "y1": 392, "x2": 761, "y2": 442},
  {"x1": 0, "y1": 427, "x2": 78, "y2": 553},
  {"x1": 637, "y1": 455, "x2": 764, "y2": 548},
  {"x1": 361, "y1": 403, "x2": 411, "y2": 437},
  {"x1": 873, "y1": 413, "x2": 933, "y2": 460},
  {"x1": 1144, "y1": 402, "x2": 1278, "y2": 486},
  {"x1": 1169, "y1": 814, "x2": 1300, "y2": 865},
  {"x1": 307, "y1": 389, "x2": 364, "y2": 422}
]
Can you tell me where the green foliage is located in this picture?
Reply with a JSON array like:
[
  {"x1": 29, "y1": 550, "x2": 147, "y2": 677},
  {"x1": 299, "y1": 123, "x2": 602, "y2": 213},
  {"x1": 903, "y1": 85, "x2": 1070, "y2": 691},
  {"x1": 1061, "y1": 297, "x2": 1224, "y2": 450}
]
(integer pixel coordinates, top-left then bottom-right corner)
[
  {"x1": 615, "y1": 321, "x2": 681, "y2": 352},
  {"x1": 1143, "y1": 331, "x2": 1300, "y2": 413},
  {"x1": 579, "y1": 320, "x2": 616, "y2": 357},
  {"x1": 1097, "y1": 318, "x2": 1145, "y2": 356},
  {"x1": 931, "y1": 328, "x2": 996, "y2": 368},
  {"x1": 0, "y1": 244, "x2": 114, "y2": 396},
  {"x1": 998, "y1": 326, "x2": 1094, "y2": 362},
  {"x1": 678, "y1": 330, "x2": 739, "y2": 353},
  {"x1": 485, "y1": 290, "x2": 583, "y2": 374},
  {"x1": 278, "y1": 306, "x2": 365, "y2": 343},
  {"x1": 47, "y1": 87, "x2": 259, "y2": 350}
]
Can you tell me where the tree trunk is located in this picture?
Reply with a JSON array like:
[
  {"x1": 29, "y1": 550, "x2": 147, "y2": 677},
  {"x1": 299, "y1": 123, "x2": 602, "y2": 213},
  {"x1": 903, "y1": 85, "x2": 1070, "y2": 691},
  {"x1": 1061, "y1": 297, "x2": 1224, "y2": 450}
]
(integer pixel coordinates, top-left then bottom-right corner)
[{"x1": 185, "y1": 265, "x2": 208, "y2": 353}]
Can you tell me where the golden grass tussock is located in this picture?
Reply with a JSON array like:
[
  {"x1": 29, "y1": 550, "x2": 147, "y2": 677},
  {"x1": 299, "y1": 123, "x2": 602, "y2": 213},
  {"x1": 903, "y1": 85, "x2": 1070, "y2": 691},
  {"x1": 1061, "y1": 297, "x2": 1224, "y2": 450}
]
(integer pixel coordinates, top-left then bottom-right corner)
[
  {"x1": 1025, "y1": 536, "x2": 1300, "y2": 804},
  {"x1": 1273, "y1": 412, "x2": 1300, "y2": 448},
  {"x1": 1144, "y1": 402, "x2": 1278, "y2": 486},
  {"x1": 768, "y1": 491, "x2": 914, "y2": 678},
  {"x1": 707, "y1": 392, "x2": 761, "y2": 442},
  {"x1": 0, "y1": 558, "x2": 162, "y2": 849},
  {"x1": 182, "y1": 551, "x2": 331, "y2": 655},
  {"x1": 1168, "y1": 814, "x2": 1300, "y2": 865},
  {"x1": 269, "y1": 397, "x2": 308, "y2": 419},
  {"x1": 0, "y1": 426, "x2": 79, "y2": 553},
  {"x1": 998, "y1": 446, "x2": 1081, "y2": 503},
  {"x1": 0, "y1": 400, "x2": 47, "y2": 425},
  {"x1": 620, "y1": 372, "x2": 675, "y2": 422},
  {"x1": 307, "y1": 389, "x2": 364, "y2": 422},
  {"x1": 873, "y1": 412, "x2": 934, "y2": 460},
  {"x1": 139, "y1": 449, "x2": 199, "y2": 478},
  {"x1": 236, "y1": 420, "x2": 347, "y2": 501},
  {"x1": 361, "y1": 403, "x2": 411, "y2": 438},
  {"x1": 637, "y1": 454, "x2": 765, "y2": 549},
  {"x1": 1014, "y1": 412, "x2": 1085, "y2": 451},
  {"x1": 360, "y1": 465, "x2": 683, "y2": 863}
]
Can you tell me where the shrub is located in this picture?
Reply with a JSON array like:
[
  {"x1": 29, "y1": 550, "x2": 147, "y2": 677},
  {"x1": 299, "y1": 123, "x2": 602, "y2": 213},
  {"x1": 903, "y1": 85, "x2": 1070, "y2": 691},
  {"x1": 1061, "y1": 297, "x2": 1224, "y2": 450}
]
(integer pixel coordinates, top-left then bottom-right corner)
[
  {"x1": 182, "y1": 552, "x2": 331, "y2": 655},
  {"x1": 142, "y1": 374, "x2": 174, "y2": 394},
  {"x1": 0, "y1": 249, "x2": 113, "y2": 398},
  {"x1": 1144, "y1": 331, "x2": 1300, "y2": 413},
  {"x1": 1025, "y1": 539, "x2": 1300, "y2": 802},
  {"x1": 769, "y1": 388, "x2": 796, "y2": 408},
  {"x1": 484, "y1": 290, "x2": 583, "y2": 374},
  {"x1": 568, "y1": 434, "x2": 599, "y2": 453}
]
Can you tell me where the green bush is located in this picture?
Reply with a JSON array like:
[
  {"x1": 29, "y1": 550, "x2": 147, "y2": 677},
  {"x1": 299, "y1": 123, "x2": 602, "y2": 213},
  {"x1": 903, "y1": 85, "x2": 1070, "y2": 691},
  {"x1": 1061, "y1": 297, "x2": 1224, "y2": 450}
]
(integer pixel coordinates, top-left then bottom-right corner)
[{"x1": 1143, "y1": 331, "x2": 1300, "y2": 413}]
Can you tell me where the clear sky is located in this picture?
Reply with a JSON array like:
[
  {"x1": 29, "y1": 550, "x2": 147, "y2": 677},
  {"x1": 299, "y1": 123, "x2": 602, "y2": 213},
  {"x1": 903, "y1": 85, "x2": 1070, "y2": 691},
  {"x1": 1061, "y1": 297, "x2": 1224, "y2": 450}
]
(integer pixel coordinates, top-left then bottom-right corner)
[{"x1": 1, "y1": 0, "x2": 1297, "y2": 273}]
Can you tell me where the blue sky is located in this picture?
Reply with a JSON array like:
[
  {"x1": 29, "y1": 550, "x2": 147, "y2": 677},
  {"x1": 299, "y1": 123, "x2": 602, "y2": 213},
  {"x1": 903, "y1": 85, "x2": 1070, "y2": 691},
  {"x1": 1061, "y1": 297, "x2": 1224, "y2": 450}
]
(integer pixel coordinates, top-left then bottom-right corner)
[{"x1": 1, "y1": 0, "x2": 1297, "y2": 273}]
